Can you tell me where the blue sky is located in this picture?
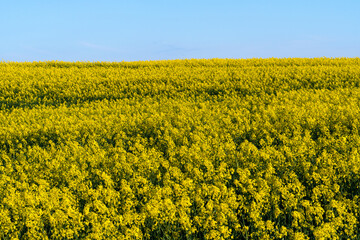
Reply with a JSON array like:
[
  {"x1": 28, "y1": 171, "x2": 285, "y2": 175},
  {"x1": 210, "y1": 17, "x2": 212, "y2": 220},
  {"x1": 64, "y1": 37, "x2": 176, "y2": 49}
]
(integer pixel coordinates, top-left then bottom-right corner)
[{"x1": 1, "y1": 0, "x2": 359, "y2": 62}]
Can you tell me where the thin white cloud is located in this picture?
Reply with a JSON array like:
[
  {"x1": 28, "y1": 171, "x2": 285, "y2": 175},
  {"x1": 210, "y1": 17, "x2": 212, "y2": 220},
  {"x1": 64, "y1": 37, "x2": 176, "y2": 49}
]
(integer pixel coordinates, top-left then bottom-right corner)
[
  {"x1": 79, "y1": 41, "x2": 118, "y2": 51},
  {"x1": 152, "y1": 41, "x2": 198, "y2": 54}
]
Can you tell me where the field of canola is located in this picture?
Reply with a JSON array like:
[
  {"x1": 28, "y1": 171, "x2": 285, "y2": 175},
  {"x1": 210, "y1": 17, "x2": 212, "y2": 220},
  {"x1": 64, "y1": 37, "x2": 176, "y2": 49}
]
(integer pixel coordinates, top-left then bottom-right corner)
[{"x1": 0, "y1": 58, "x2": 360, "y2": 239}]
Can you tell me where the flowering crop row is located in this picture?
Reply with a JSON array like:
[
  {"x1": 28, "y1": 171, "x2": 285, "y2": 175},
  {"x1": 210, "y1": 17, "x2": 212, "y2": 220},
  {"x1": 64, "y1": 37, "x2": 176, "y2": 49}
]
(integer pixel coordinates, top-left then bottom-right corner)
[{"x1": 0, "y1": 58, "x2": 360, "y2": 239}]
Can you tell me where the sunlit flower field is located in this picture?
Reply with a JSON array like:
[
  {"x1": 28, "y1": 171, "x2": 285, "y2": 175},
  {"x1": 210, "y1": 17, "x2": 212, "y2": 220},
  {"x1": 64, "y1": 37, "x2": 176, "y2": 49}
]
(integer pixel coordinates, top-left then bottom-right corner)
[{"x1": 0, "y1": 58, "x2": 360, "y2": 239}]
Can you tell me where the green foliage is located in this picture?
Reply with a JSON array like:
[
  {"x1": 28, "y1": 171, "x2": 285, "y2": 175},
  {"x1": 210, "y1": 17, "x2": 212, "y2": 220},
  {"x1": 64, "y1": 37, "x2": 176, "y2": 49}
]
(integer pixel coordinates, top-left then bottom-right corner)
[{"x1": 0, "y1": 58, "x2": 360, "y2": 239}]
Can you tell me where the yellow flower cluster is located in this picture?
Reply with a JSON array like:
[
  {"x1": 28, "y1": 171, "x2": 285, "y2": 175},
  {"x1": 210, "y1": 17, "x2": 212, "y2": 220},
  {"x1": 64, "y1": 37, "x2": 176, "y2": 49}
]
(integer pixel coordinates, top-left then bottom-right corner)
[{"x1": 0, "y1": 58, "x2": 359, "y2": 239}]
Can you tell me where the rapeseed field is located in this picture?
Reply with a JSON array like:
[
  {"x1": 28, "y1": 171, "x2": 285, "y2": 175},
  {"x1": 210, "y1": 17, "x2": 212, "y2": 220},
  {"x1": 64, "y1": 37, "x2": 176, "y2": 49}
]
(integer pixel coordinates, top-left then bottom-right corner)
[{"x1": 0, "y1": 58, "x2": 360, "y2": 239}]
